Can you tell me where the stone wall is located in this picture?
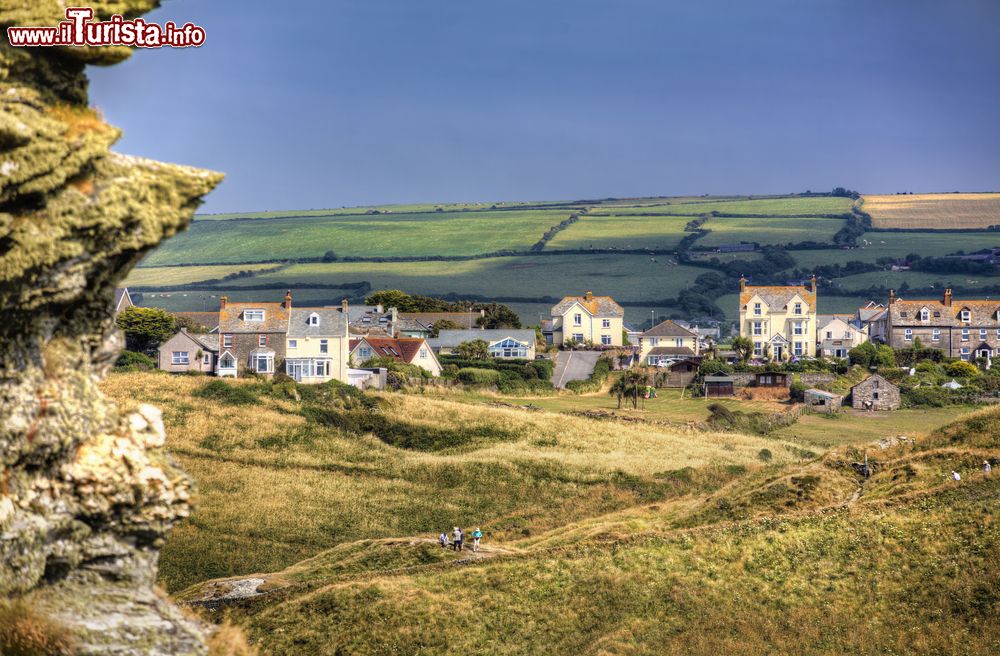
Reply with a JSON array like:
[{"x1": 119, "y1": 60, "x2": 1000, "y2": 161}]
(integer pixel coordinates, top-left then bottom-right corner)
[
  {"x1": 851, "y1": 376, "x2": 901, "y2": 411},
  {"x1": 1, "y1": 3, "x2": 222, "y2": 653}
]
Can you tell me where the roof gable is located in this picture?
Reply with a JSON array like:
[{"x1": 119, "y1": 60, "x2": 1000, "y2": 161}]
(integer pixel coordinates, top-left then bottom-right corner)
[{"x1": 551, "y1": 294, "x2": 624, "y2": 318}]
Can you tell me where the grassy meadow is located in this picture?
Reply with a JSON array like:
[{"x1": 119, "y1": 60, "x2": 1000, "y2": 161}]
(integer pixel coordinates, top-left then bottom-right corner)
[
  {"x1": 698, "y1": 215, "x2": 845, "y2": 247},
  {"x1": 834, "y1": 269, "x2": 1000, "y2": 292},
  {"x1": 588, "y1": 196, "x2": 854, "y2": 216},
  {"x1": 546, "y1": 214, "x2": 692, "y2": 250},
  {"x1": 135, "y1": 366, "x2": 1000, "y2": 655},
  {"x1": 863, "y1": 192, "x2": 1000, "y2": 229},
  {"x1": 102, "y1": 373, "x2": 803, "y2": 592}
]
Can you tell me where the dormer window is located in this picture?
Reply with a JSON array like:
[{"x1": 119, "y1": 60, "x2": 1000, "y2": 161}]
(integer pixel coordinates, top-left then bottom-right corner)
[
  {"x1": 920, "y1": 308, "x2": 929, "y2": 322},
  {"x1": 244, "y1": 309, "x2": 265, "y2": 322},
  {"x1": 960, "y1": 310, "x2": 971, "y2": 323},
  {"x1": 308, "y1": 312, "x2": 320, "y2": 326},
  {"x1": 793, "y1": 303, "x2": 802, "y2": 315}
]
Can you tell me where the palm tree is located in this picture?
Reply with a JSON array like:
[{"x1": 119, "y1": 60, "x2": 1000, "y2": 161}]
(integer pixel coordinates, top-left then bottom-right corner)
[{"x1": 609, "y1": 370, "x2": 650, "y2": 409}]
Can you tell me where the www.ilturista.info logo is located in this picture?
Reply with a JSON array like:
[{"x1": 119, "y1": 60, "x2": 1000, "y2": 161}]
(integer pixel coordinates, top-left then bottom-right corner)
[{"x1": 7, "y1": 7, "x2": 205, "y2": 48}]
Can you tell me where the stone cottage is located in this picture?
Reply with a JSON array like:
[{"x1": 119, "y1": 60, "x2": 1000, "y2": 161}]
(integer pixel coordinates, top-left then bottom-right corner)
[{"x1": 850, "y1": 374, "x2": 900, "y2": 411}]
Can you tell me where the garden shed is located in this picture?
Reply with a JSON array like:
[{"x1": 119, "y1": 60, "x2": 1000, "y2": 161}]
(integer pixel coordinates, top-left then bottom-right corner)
[
  {"x1": 850, "y1": 374, "x2": 900, "y2": 411},
  {"x1": 755, "y1": 372, "x2": 789, "y2": 388},
  {"x1": 704, "y1": 374, "x2": 735, "y2": 398}
]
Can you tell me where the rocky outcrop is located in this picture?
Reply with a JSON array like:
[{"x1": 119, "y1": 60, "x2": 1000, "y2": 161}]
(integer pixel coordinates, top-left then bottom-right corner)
[{"x1": 1, "y1": 2, "x2": 222, "y2": 654}]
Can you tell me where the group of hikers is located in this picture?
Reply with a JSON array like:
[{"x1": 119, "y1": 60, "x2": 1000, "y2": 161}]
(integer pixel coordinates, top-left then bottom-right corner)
[
  {"x1": 439, "y1": 526, "x2": 483, "y2": 552},
  {"x1": 951, "y1": 461, "x2": 991, "y2": 482}
]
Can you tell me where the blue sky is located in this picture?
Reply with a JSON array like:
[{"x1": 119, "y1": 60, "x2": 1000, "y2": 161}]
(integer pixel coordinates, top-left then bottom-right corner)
[{"x1": 89, "y1": 0, "x2": 1000, "y2": 213}]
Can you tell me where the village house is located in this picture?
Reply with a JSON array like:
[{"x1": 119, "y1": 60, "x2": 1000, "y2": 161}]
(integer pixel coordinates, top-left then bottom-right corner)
[
  {"x1": 856, "y1": 302, "x2": 889, "y2": 343},
  {"x1": 850, "y1": 374, "x2": 900, "y2": 411},
  {"x1": 113, "y1": 287, "x2": 134, "y2": 316},
  {"x1": 285, "y1": 307, "x2": 350, "y2": 383},
  {"x1": 817, "y1": 314, "x2": 867, "y2": 358},
  {"x1": 349, "y1": 336, "x2": 442, "y2": 377},
  {"x1": 428, "y1": 329, "x2": 537, "y2": 359},
  {"x1": 396, "y1": 311, "x2": 485, "y2": 338},
  {"x1": 738, "y1": 276, "x2": 818, "y2": 360},
  {"x1": 639, "y1": 320, "x2": 700, "y2": 366},
  {"x1": 547, "y1": 291, "x2": 624, "y2": 346},
  {"x1": 885, "y1": 289, "x2": 1000, "y2": 365},
  {"x1": 341, "y1": 301, "x2": 397, "y2": 337},
  {"x1": 157, "y1": 329, "x2": 218, "y2": 373},
  {"x1": 216, "y1": 292, "x2": 292, "y2": 378}
]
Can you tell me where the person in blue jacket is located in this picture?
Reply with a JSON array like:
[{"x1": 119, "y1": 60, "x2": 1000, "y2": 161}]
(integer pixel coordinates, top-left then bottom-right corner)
[{"x1": 471, "y1": 527, "x2": 483, "y2": 552}]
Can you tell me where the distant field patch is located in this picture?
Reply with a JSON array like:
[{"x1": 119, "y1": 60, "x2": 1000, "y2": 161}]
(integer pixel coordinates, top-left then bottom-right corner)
[
  {"x1": 698, "y1": 216, "x2": 845, "y2": 248},
  {"x1": 863, "y1": 193, "x2": 1000, "y2": 229},
  {"x1": 125, "y1": 263, "x2": 278, "y2": 287},
  {"x1": 833, "y1": 269, "x2": 1000, "y2": 292},
  {"x1": 546, "y1": 214, "x2": 692, "y2": 250},
  {"x1": 142, "y1": 209, "x2": 572, "y2": 265},
  {"x1": 590, "y1": 196, "x2": 853, "y2": 216},
  {"x1": 195, "y1": 201, "x2": 568, "y2": 221}
]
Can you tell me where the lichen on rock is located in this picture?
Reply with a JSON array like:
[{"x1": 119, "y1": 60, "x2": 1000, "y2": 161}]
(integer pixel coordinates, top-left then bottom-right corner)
[{"x1": 1, "y1": 2, "x2": 223, "y2": 654}]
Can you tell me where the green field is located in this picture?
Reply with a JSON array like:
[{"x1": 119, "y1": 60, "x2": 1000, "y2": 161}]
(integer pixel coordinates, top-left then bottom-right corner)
[
  {"x1": 543, "y1": 214, "x2": 693, "y2": 250},
  {"x1": 124, "y1": 263, "x2": 280, "y2": 286},
  {"x1": 589, "y1": 196, "x2": 854, "y2": 216},
  {"x1": 834, "y1": 269, "x2": 1000, "y2": 292},
  {"x1": 195, "y1": 200, "x2": 576, "y2": 221},
  {"x1": 698, "y1": 215, "x2": 845, "y2": 248},
  {"x1": 141, "y1": 209, "x2": 574, "y2": 265}
]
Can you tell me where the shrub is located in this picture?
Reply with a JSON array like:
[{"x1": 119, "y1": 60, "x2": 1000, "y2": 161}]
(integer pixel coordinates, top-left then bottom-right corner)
[
  {"x1": 757, "y1": 448, "x2": 773, "y2": 462},
  {"x1": 789, "y1": 381, "x2": 806, "y2": 402},
  {"x1": 456, "y1": 367, "x2": 502, "y2": 386},
  {"x1": 0, "y1": 599, "x2": 75, "y2": 656},
  {"x1": 114, "y1": 350, "x2": 155, "y2": 371},
  {"x1": 902, "y1": 386, "x2": 951, "y2": 408},
  {"x1": 699, "y1": 359, "x2": 733, "y2": 376},
  {"x1": 566, "y1": 357, "x2": 612, "y2": 394},
  {"x1": 946, "y1": 360, "x2": 980, "y2": 378},
  {"x1": 194, "y1": 380, "x2": 258, "y2": 405}
]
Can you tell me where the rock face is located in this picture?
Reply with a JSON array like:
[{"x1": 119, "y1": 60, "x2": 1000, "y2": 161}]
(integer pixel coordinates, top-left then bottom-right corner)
[{"x1": 0, "y1": 2, "x2": 222, "y2": 654}]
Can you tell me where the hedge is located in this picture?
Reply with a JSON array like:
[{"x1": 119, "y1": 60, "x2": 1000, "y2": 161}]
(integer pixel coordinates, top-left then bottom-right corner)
[
  {"x1": 456, "y1": 368, "x2": 503, "y2": 386},
  {"x1": 566, "y1": 357, "x2": 612, "y2": 394}
]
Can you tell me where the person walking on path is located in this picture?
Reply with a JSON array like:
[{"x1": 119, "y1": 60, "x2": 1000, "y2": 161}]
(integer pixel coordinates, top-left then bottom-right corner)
[
  {"x1": 952, "y1": 470, "x2": 961, "y2": 482},
  {"x1": 439, "y1": 532, "x2": 449, "y2": 548},
  {"x1": 985, "y1": 461, "x2": 992, "y2": 478},
  {"x1": 471, "y1": 527, "x2": 483, "y2": 552},
  {"x1": 452, "y1": 527, "x2": 464, "y2": 552}
]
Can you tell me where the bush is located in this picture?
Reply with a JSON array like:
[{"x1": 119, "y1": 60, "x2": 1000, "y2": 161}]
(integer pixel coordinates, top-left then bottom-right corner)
[
  {"x1": 946, "y1": 360, "x2": 980, "y2": 378},
  {"x1": 566, "y1": 357, "x2": 612, "y2": 394},
  {"x1": 789, "y1": 381, "x2": 806, "y2": 402},
  {"x1": 0, "y1": 599, "x2": 75, "y2": 656},
  {"x1": 902, "y1": 386, "x2": 951, "y2": 408},
  {"x1": 699, "y1": 359, "x2": 733, "y2": 376},
  {"x1": 456, "y1": 367, "x2": 503, "y2": 386},
  {"x1": 114, "y1": 350, "x2": 156, "y2": 371},
  {"x1": 194, "y1": 380, "x2": 259, "y2": 405},
  {"x1": 757, "y1": 448, "x2": 773, "y2": 462}
]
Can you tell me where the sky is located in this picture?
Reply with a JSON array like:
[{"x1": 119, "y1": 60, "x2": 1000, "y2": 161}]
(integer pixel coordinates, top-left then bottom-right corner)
[{"x1": 88, "y1": 0, "x2": 1000, "y2": 213}]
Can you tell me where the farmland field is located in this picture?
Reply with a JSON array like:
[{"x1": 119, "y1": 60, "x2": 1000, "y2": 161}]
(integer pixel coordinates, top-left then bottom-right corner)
[
  {"x1": 589, "y1": 196, "x2": 854, "y2": 216},
  {"x1": 698, "y1": 215, "x2": 845, "y2": 248},
  {"x1": 123, "y1": 263, "x2": 280, "y2": 286},
  {"x1": 862, "y1": 193, "x2": 1000, "y2": 229},
  {"x1": 140, "y1": 209, "x2": 574, "y2": 265},
  {"x1": 196, "y1": 200, "x2": 575, "y2": 221},
  {"x1": 833, "y1": 269, "x2": 1000, "y2": 292},
  {"x1": 546, "y1": 214, "x2": 692, "y2": 250}
]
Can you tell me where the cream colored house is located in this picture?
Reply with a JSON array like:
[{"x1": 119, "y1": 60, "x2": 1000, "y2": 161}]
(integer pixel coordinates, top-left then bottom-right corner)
[
  {"x1": 639, "y1": 320, "x2": 699, "y2": 365},
  {"x1": 817, "y1": 314, "x2": 867, "y2": 358},
  {"x1": 284, "y1": 308, "x2": 349, "y2": 383},
  {"x1": 550, "y1": 292, "x2": 624, "y2": 346},
  {"x1": 739, "y1": 276, "x2": 818, "y2": 360}
]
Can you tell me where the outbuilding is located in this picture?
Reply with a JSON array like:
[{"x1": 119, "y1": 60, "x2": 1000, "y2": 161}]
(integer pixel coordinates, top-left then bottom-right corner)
[
  {"x1": 803, "y1": 388, "x2": 843, "y2": 413},
  {"x1": 755, "y1": 371, "x2": 789, "y2": 388},
  {"x1": 850, "y1": 374, "x2": 900, "y2": 411},
  {"x1": 704, "y1": 374, "x2": 735, "y2": 398}
]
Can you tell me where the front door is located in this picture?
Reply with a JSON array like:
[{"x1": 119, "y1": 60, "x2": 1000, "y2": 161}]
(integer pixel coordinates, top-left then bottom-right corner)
[{"x1": 774, "y1": 345, "x2": 783, "y2": 361}]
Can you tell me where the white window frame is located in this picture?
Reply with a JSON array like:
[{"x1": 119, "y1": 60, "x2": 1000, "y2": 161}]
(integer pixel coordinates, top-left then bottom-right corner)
[
  {"x1": 288, "y1": 339, "x2": 298, "y2": 349},
  {"x1": 244, "y1": 309, "x2": 265, "y2": 322},
  {"x1": 258, "y1": 334, "x2": 267, "y2": 347},
  {"x1": 960, "y1": 310, "x2": 971, "y2": 322},
  {"x1": 932, "y1": 329, "x2": 940, "y2": 342},
  {"x1": 793, "y1": 303, "x2": 802, "y2": 316},
  {"x1": 962, "y1": 329, "x2": 970, "y2": 342},
  {"x1": 904, "y1": 329, "x2": 913, "y2": 341},
  {"x1": 573, "y1": 313, "x2": 583, "y2": 326},
  {"x1": 675, "y1": 338, "x2": 684, "y2": 347},
  {"x1": 753, "y1": 342, "x2": 762, "y2": 356},
  {"x1": 753, "y1": 321, "x2": 763, "y2": 336},
  {"x1": 171, "y1": 351, "x2": 189, "y2": 365},
  {"x1": 358, "y1": 346, "x2": 372, "y2": 360},
  {"x1": 793, "y1": 342, "x2": 803, "y2": 356},
  {"x1": 572, "y1": 333, "x2": 584, "y2": 343},
  {"x1": 980, "y1": 329, "x2": 988, "y2": 341},
  {"x1": 308, "y1": 313, "x2": 320, "y2": 326},
  {"x1": 753, "y1": 303, "x2": 762, "y2": 316},
  {"x1": 920, "y1": 308, "x2": 929, "y2": 322},
  {"x1": 602, "y1": 319, "x2": 611, "y2": 328},
  {"x1": 202, "y1": 353, "x2": 211, "y2": 365},
  {"x1": 419, "y1": 348, "x2": 428, "y2": 359},
  {"x1": 793, "y1": 321, "x2": 803, "y2": 336},
  {"x1": 601, "y1": 335, "x2": 612, "y2": 345},
  {"x1": 223, "y1": 334, "x2": 233, "y2": 348},
  {"x1": 253, "y1": 354, "x2": 274, "y2": 373},
  {"x1": 320, "y1": 339, "x2": 329, "y2": 354}
]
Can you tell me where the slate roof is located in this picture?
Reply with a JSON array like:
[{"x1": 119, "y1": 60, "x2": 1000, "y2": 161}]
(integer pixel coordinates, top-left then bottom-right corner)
[
  {"x1": 219, "y1": 301, "x2": 290, "y2": 333},
  {"x1": 851, "y1": 374, "x2": 898, "y2": 392},
  {"x1": 397, "y1": 312, "x2": 482, "y2": 329},
  {"x1": 740, "y1": 284, "x2": 816, "y2": 311},
  {"x1": 172, "y1": 311, "x2": 220, "y2": 332},
  {"x1": 288, "y1": 308, "x2": 348, "y2": 338},
  {"x1": 551, "y1": 293, "x2": 624, "y2": 318},
  {"x1": 349, "y1": 337, "x2": 429, "y2": 364},
  {"x1": 890, "y1": 298, "x2": 1000, "y2": 326},
  {"x1": 428, "y1": 329, "x2": 536, "y2": 349},
  {"x1": 190, "y1": 333, "x2": 219, "y2": 351},
  {"x1": 114, "y1": 287, "x2": 133, "y2": 312},
  {"x1": 643, "y1": 320, "x2": 696, "y2": 338},
  {"x1": 647, "y1": 346, "x2": 696, "y2": 357},
  {"x1": 857, "y1": 303, "x2": 887, "y2": 323}
]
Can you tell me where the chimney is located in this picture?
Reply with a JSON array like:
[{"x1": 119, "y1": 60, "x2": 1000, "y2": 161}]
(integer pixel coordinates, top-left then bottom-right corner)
[
  {"x1": 341, "y1": 298, "x2": 349, "y2": 314},
  {"x1": 740, "y1": 275, "x2": 746, "y2": 292},
  {"x1": 888, "y1": 289, "x2": 895, "y2": 305},
  {"x1": 943, "y1": 288, "x2": 952, "y2": 307},
  {"x1": 810, "y1": 274, "x2": 817, "y2": 292},
  {"x1": 284, "y1": 289, "x2": 292, "y2": 309},
  {"x1": 390, "y1": 307, "x2": 398, "y2": 323},
  {"x1": 585, "y1": 291, "x2": 593, "y2": 301},
  {"x1": 220, "y1": 295, "x2": 228, "y2": 310}
]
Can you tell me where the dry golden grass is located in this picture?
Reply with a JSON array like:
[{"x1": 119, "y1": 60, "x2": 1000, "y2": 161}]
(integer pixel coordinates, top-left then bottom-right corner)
[
  {"x1": 862, "y1": 192, "x2": 1000, "y2": 229},
  {"x1": 0, "y1": 599, "x2": 75, "y2": 656}
]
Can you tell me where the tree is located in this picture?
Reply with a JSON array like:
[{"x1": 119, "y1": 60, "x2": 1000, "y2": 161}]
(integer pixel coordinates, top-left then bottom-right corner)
[
  {"x1": 875, "y1": 344, "x2": 896, "y2": 367},
  {"x1": 116, "y1": 306, "x2": 175, "y2": 353},
  {"x1": 609, "y1": 370, "x2": 649, "y2": 409},
  {"x1": 430, "y1": 319, "x2": 461, "y2": 338},
  {"x1": 476, "y1": 303, "x2": 522, "y2": 329},
  {"x1": 322, "y1": 250, "x2": 338, "y2": 262},
  {"x1": 456, "y1": 339, "x2": 490, "y2": 360},
  {"x1": 173, "y1": 314, "x2": 210, "y2": 333},
  {"x1": 731, "y1": 336, "x2": 754, "y2": 363}
]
